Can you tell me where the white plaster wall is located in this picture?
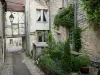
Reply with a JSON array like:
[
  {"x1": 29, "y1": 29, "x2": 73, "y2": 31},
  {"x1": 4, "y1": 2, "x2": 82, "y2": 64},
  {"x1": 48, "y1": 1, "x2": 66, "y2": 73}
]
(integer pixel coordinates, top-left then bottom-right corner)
[
  {"x1": 29, "y1": 0, "x2": 49, "y2": 32},
  {"x1": 0, "y1": 2, "x2": 3, "y2": 37},
  {"x1": 50, "y1": 0, "x2": 73, "y2": 42},
  {"x1": 77, "y1": 0, "x2": 100, "y2": 57},
  {"x1": 6, "y1": 38, "x2": 22, "y2": 49},
  {"x1": 5, "y1": 11, "x2": 25, "y2": 35},
  {"x1": 30, "y1": 33, "x2": 38, "y2": 50},
  {"x1": 27, "y1": 0, "x2": 49, "y2": 51},
  {"x1": 0, "y1": 1, "x2": 3, "y2": 60}
]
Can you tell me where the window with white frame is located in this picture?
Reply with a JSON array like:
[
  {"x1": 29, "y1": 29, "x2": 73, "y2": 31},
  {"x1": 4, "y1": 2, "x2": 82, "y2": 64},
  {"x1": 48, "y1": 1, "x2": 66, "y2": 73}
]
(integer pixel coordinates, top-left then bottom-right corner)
[{"x1": 37, "y1": 9, "x2": 48, "y2": 22}]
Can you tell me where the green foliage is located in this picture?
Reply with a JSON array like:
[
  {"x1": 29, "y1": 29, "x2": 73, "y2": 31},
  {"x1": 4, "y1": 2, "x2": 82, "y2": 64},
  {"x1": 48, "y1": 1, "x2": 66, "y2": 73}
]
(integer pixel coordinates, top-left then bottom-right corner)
[
  {"x1": 25, "y1": 51, "x2": 32, "y2": 58},
  {"x1": 39, "y1": 55, "x2": 65, "y2": 75},
  {"x1": 45, "y1": 32, "x2": 64, "y2": 61},
  {"x1": 73, "y1": 27, "x2": 82, "y2": 52},
  {"x1": 54, "y1": 4, "x2": 74, "y2": 28},
  {"x1": 61, "y1": 39, "x2": 72, "y2": 73},
  {"x1": 82, "y1": 0, "x2": 100, "y2": 26},
  {"x1": 98, "y1": 69, "x2": 100, "y2": 75},
  {"x1": 71, "y1": 54, "x2": 90, "y2": 72}
]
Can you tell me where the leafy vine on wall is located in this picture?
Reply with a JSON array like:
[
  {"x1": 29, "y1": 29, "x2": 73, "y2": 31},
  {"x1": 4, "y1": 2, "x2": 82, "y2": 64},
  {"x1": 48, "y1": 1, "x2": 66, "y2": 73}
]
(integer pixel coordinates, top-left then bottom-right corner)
[
  {"x1": 54, "y1": 4, "x2": 74, "y2": 28},
  {"x1": 82, "y1": 0, "x2": 100, "y2": 26}
]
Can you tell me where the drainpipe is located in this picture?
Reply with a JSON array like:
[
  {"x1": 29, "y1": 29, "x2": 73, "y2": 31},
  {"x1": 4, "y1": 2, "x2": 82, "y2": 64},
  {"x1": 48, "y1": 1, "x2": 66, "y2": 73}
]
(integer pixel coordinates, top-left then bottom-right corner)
[
  {"x1": 74, "y1": 0, "x2": 77, "y2": 29},
  {"x1": 48, "y1": 0, "x2": 51, "y2": 32}
]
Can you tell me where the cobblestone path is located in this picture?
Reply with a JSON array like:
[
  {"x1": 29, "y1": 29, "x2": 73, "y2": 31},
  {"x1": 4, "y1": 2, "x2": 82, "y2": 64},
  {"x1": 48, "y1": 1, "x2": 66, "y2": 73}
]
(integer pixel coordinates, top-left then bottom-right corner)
[{"x1": 12, "y1": 52, "x2": 32, "y2": 75}]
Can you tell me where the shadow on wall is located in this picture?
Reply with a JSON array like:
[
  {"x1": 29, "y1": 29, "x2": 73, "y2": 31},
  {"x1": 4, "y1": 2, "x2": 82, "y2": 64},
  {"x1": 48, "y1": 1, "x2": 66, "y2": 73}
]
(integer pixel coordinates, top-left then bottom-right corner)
[{"x1": 93, "y1": 25, "x2": 100, "y2": 55}]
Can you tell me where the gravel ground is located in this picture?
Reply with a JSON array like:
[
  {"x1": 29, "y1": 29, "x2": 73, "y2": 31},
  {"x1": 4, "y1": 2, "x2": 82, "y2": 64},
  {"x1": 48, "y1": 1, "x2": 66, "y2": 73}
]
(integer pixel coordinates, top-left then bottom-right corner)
[
  {"x1": 21, "y1": 53, "x2": 44, "y2": 75},
  {"x1": 1, "y1": 53, "x2": 13, "y2": 75}
]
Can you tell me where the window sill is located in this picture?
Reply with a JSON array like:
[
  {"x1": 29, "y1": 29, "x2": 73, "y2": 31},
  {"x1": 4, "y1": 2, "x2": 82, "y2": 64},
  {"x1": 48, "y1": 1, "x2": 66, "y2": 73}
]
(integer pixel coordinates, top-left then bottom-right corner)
[{"x1": 37, "y1": 21, "x2": 48, "y2": 23}]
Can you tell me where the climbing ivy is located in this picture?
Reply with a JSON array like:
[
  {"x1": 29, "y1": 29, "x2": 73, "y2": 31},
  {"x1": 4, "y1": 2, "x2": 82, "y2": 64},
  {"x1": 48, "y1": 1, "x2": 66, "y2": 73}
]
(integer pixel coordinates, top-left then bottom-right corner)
[
  {"x1": 72, "y1": 27, "x2": 82, "y2": 52},
  {"x1": 54, "y1": 4, "x2": 74, "y2": 28},
  {"x1": 82, "y1": 0, "x2": 100, "y2": 26}
]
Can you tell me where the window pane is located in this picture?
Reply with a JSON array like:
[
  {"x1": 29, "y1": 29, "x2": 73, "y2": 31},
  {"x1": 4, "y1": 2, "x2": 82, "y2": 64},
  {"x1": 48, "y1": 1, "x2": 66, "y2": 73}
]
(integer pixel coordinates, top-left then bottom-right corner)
[{"x1": 36, "y1": 9, "x2": 41, "y2": 21}]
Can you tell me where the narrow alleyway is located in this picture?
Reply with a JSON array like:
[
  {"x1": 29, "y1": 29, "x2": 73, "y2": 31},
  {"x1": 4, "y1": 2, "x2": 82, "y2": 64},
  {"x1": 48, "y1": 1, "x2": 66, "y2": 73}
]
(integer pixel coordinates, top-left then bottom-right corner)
[
  {"x1": 12, "y1": 52, "x2": 32, "y2": 75},
  {"x1": 1, "y1": 48, "x2": 44, "y2": 75}
]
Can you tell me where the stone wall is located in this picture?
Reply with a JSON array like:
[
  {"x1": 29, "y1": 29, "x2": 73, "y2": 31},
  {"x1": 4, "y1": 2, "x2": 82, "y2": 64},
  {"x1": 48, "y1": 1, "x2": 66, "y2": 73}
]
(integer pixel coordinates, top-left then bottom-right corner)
[
  {"x1": 50, "y1": 0, "x2": 67, "y2": 42},
  {"x1": 0, "y1": 1, "x2": 3, "y2": 64},
  {"x1": 77, "y1": 0, "x2": 100, "y2": 57},
  {"x1": 49, "y1": 0, "x2": 100, "y2": 57},
  {"x1": 49, "y1": 0, "x2": 73, "y2": 42}
]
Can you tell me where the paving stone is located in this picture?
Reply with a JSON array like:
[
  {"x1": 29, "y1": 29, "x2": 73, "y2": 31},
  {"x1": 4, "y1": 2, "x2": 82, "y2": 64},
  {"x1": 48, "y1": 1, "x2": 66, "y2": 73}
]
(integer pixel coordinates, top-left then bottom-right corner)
[
  {"x1": 21, "y1": 53, "x2": 44, "y2": 75},
  {"x1": 1, "y1": 53, "x2": 13, "y2": 75}
]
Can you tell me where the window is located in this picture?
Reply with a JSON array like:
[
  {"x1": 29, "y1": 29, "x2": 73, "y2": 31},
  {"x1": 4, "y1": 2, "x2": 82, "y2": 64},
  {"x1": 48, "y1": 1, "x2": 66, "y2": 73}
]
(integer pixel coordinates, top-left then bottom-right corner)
[
  {"x1": 37, "y1": 31, "x2": 49, "y2": 42},
  {"x1": 37, "y1": 9, "x2": 48, "y2": 22},
  {"x1": 10, "y1": 39, "x2": 13, "y2": 44}
]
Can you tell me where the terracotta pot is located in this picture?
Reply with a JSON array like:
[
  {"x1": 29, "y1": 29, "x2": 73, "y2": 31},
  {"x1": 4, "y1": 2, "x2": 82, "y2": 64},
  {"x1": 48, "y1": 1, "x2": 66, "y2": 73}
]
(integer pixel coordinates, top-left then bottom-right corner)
[{"x1": 80, "y1": 67, "x2": 89, "y2": 74}]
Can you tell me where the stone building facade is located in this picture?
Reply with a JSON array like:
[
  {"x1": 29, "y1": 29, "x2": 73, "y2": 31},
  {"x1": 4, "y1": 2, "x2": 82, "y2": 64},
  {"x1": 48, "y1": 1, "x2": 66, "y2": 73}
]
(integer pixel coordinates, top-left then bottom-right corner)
[
  {"x1": 25, "y1": 0, "x2": 100, "y2": 57},
  {"x1": 77, "y1": 0, "x2": 100, "y2": 57},
  {"x1": 0, "y1": 1, "x2": 3, "y2": 62},
  {"x1": 49, "y1": 0, "x2": 100, "y2": 57},
  {"x1": 49, "y1": 0, "x2": 73, "y2": 42},
  {"x1": 0, "y1": 0, "x2": 6, "y2": 63},
  {"x1": 25, "y1": 0, "x2": 49, "y2": 51}
]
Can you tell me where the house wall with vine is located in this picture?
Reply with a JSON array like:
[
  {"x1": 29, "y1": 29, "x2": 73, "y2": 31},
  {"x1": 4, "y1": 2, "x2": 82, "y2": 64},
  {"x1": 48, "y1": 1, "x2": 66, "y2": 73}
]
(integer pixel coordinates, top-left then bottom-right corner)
[
  {"x1": 77, "y1": 0, "x2": 100, "y2": 57},
  {"x1": 50, "y1": 0, "x2": 100, "y2": 57},
  {"x1": 49, "y1": 0, "x2": 73, "y2": 42}
]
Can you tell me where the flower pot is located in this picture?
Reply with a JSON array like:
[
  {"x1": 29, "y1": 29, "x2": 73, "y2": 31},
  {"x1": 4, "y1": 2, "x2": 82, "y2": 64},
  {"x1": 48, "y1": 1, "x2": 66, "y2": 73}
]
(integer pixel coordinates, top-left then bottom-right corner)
[{"x1": 80, "y1": 67, "x2": 89, "y2": 74}]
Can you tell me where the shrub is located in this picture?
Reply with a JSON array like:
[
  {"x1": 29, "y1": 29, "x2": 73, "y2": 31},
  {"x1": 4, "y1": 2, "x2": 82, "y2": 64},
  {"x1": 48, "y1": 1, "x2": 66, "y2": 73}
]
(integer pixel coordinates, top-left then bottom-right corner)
[
  {"x1": 61, "y1": 39, "x2": 72, "y2": 74},
  {"x1": 82, "y1": 0, "x2": 100, "y2": 27},
  {"x1": 54, "y1": 4, "x2": 74, "y2": 28},
  {"x1": 39, "y1": 55, "x2": 65, "y2": 75},
  {"x1": 73, "y1": 27, "x2": 82, "y2": 52},
  {"x1": 71, "y1": 54, "x2": 90, "y2": 72},
  {"x1": 98, "y1": 69, "x2": 100, "y2": 75}
]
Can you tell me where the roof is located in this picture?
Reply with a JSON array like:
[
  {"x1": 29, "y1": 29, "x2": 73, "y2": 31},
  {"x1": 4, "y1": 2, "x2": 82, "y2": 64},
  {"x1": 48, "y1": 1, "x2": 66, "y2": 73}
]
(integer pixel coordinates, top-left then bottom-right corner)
[{"x1": 5, "y1": 0, "x2": 25, "y2": 12}]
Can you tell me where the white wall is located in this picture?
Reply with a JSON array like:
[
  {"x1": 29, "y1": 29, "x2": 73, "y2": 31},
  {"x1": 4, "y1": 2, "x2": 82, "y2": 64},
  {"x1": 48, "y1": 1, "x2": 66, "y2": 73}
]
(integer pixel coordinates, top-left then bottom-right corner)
[
  {"x1": 6, "y1": 38, "x2": 22, "y2": 49},
  {"x1": 5, "y1": 11, "x2": 25, "y2": 36},
  {"x1": 0, "y1": 1, "x2": 3, "y2": 61},
  {"x1": 0, "y1": 2, "x2": 3, "y2": 37},
  {"x1": 29, "y1": 0, "x2": 49, "y2": 32}
]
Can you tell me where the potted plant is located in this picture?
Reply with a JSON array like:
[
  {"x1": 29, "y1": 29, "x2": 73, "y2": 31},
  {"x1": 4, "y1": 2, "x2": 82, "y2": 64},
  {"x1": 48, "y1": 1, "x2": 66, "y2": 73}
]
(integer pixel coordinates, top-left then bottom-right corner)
[
  {"x1": 79, "y1": 54, "x2": 90, "y2": 74},
  {"x1": 80, "y1": 67, "x2": 89, "y2": 74},
  {"x1": 98, "y1": 69, "x2": 100, "y2": 75}
]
